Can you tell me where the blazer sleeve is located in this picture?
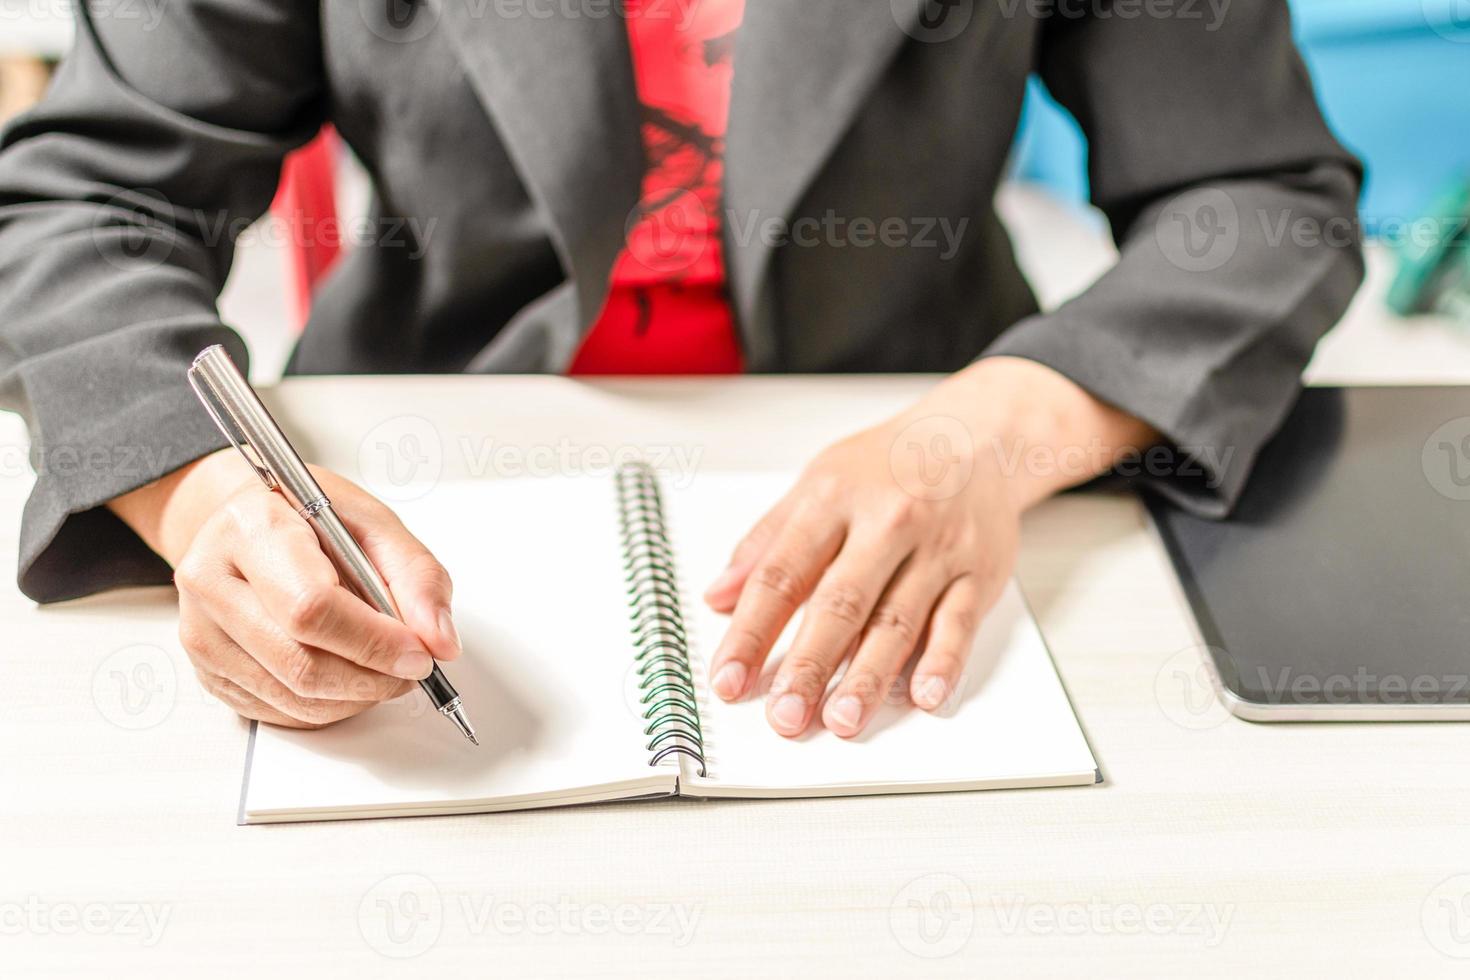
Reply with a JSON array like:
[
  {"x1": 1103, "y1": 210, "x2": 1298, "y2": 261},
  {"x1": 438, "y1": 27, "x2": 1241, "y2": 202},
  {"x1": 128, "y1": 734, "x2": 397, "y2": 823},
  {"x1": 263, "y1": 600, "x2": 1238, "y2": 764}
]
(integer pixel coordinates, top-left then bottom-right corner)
[
  {"x1": 0, "y1": 1, "x2": 325, "y2": 602},
  {"x1": 984, "y1": 0, "x2": 1365, "y2": 517}
]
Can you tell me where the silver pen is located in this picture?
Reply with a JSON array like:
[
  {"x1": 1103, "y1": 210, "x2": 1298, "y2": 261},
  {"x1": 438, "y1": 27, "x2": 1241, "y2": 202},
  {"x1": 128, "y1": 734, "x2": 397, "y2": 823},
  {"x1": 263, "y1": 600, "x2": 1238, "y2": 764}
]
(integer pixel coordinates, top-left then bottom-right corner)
[{"x1": 186, "y1": 345, "x2": 478, "y2": 745}]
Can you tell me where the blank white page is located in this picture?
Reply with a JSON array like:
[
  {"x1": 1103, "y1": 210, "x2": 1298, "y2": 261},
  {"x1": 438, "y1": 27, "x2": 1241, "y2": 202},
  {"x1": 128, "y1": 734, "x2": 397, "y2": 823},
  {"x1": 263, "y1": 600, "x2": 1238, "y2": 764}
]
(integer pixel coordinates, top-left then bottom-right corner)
[
  {"x1": 242, "y1": 478, "x2": 674, "y2": 822},
  {"x1": 664, "y1": 473, "x2": 1099, "y2": 797}
]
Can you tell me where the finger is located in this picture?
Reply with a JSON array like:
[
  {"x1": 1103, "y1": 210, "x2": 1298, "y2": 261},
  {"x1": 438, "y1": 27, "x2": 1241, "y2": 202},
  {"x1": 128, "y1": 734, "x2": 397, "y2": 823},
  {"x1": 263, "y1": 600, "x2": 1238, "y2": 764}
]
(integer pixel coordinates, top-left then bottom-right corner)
[
  {"x1": 910, "y1": 574, "x2": 1000, "y2": 712},
  {"x1": 224, "y1": 495, "x2": 437, "y2": 681},
  {"x1": 822, "y1": 557, "x2": 953, "y2": 737},
  {"x1": 708, "y1": 503, "x2": 844, "y2": 702},
  {"x1": 767, "y1": 531, "x2": 913, "y2": 736},
  {"x1": 195, "y1": 670, "x2": 307, "y2": 728},
  {"x1": 704, "y1": 490, "x2": 797, "y2": 612},
  {"x1": 184, "y1": 615, "x2": 384, "y2": 727},
  {"x1": 333, "y1": 484, "x2": 460, "y2": 662},
  {"x1": 201, "y1": 573, "x2": 416, "y2": 703}
]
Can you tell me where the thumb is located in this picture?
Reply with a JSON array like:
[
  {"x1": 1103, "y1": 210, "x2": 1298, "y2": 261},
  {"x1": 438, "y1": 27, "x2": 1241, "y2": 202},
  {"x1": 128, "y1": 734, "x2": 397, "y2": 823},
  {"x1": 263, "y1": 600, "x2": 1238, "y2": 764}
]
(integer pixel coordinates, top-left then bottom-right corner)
[
  {"x1": 335, "y1": 492, "x2": 461, "y2": 662},
  {"x1": 381, "y1": 546, "x2": 460, "y2": 663},
  {"x1": 704, "y1": 491, "x2": 794, "y2": 613}
]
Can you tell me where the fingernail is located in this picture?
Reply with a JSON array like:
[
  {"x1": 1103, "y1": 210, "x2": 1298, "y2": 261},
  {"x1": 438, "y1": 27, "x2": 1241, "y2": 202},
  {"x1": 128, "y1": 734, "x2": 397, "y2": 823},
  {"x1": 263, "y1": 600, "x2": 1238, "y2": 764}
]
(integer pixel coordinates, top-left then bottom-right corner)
[
  {"x1": 392, "y1": 650, "x2": 434, "y2": 680},
  {"x1": 826, "y1": 695, "x2": 863, "y2": 735},
  {"x1": 912, "y1": 674, "x2": 948, "y2": 710},
  {"x1": 437, "y1": 608, "x2": 462, "y2": 658},
  {"x1": 712, "y1": 662, "x2": 747, "y2": 700},
  {"x1": 705, "y1": 566, "x2": 740, "y2": 599},
  {"x1": 770, "y1": 693, "x2": 807, "y2": 734}
]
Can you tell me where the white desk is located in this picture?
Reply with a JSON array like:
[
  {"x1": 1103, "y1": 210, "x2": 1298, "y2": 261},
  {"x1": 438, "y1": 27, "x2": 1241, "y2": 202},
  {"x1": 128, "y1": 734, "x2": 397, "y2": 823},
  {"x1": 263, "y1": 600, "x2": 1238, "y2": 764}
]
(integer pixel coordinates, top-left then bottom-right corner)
[
  {"x1": 3, "y1": 369, "x2": 1470, "y2": 978},
  {"x1": 0, "y1": 4, "x2": 72, "y2": 58}
]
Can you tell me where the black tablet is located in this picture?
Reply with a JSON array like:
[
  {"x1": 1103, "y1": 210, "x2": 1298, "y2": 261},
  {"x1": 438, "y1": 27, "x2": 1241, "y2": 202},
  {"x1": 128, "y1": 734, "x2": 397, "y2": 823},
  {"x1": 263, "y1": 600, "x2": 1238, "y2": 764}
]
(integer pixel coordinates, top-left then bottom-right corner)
[{"x1": 1145, "y1": 386, "x2": 1470, "y2": 720}]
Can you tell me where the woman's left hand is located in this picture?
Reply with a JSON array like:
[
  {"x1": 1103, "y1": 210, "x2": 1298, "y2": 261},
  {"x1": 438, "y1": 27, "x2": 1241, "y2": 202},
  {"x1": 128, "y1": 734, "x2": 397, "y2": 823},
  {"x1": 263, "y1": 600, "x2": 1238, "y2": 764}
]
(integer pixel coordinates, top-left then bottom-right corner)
[{"x1": 703, "y1": 356, "x2": 1156, "y2": 738}]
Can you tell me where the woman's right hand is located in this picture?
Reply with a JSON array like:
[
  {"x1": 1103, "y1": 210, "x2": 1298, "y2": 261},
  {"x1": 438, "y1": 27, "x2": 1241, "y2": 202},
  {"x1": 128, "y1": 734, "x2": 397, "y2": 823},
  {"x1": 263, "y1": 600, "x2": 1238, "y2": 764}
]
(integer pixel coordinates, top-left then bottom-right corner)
[{"x1": 109, "y1": 449, "x2": 461, "y2": 729}]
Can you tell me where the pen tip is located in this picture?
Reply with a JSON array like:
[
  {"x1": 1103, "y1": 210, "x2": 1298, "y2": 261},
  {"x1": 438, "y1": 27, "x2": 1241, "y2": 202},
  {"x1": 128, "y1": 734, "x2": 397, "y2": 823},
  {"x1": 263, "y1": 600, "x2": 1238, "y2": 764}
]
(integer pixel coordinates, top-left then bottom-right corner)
[{"x1": 443, "y1": 702, "x2": 478, "y2": 745}]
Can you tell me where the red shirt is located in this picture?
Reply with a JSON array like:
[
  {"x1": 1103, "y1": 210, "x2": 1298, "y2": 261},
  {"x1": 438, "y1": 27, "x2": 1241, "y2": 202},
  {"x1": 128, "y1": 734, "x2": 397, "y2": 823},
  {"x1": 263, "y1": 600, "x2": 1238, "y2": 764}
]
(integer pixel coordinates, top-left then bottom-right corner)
[{"x1": 567, "y1": 0, "x2": 747, "y2": 376}]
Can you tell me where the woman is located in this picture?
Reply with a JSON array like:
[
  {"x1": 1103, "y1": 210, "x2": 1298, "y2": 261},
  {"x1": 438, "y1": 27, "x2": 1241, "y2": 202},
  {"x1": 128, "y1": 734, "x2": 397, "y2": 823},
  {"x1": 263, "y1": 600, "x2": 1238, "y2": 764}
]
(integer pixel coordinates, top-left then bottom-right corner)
[{"x1": 0, "y1": 0, "x2": 1362, "y2": 739}]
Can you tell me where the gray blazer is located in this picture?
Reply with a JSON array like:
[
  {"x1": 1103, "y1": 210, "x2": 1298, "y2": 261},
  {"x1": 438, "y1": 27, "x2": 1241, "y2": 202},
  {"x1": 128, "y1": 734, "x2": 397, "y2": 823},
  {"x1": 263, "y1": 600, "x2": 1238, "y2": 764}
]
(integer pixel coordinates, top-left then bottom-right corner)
[{"x1": 0, "y1": 0, "x2": 1362, "y2": 602}]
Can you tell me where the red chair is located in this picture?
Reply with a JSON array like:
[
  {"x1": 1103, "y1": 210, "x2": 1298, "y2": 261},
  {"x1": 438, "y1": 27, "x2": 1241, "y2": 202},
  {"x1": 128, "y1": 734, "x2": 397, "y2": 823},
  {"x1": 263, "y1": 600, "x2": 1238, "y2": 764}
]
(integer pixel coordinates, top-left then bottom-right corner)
[{"x1": 271, "y1": 127, "x2": 343, "y2": 330}]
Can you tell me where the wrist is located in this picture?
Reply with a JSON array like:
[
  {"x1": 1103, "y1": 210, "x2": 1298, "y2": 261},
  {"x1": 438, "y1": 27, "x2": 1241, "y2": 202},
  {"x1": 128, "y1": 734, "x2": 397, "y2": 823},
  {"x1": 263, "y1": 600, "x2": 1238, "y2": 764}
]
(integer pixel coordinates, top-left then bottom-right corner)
[
  {"x1": 107, "y1": 448, "x2": 257, "y2": 565},
  {"x1": 921, "y1": 356, "x2": 1158, "y2": 512}
]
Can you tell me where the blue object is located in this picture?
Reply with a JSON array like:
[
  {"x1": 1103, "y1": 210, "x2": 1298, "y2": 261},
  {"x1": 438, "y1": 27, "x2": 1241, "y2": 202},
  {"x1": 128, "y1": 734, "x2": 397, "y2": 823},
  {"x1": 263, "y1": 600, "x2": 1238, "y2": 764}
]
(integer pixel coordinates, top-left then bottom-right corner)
[
  {"x1": 1385, "y1": 175, "x2": 1470, "y2": 324},
  {"x1": 1009, "y1": 75, "x2": 1090, "y2": 208},
  {"x1": 1009, "y1": 0, "x2": 1470, "y2": 235}
]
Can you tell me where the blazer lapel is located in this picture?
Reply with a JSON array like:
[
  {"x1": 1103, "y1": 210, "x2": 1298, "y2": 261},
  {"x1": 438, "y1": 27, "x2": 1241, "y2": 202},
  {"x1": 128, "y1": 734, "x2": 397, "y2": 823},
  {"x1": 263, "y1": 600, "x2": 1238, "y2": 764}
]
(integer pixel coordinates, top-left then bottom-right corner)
[
  {"x1": 431, "y1": 0, "x2": 920, "y2": 369},
  {"x1": 725, "y1": 0, "x2": 917, "y2": 368},
  {"x1": 433, "y1": 0, "x2": 644, "y2": 339}
]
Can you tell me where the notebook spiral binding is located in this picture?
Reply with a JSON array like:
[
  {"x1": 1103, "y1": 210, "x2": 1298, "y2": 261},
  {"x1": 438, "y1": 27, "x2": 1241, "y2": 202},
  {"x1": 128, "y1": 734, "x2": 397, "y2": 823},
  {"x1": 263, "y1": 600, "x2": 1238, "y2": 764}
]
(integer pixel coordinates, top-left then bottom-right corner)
[{"x1": 615, "y1": 462, "x2": 707, "y2": 777}]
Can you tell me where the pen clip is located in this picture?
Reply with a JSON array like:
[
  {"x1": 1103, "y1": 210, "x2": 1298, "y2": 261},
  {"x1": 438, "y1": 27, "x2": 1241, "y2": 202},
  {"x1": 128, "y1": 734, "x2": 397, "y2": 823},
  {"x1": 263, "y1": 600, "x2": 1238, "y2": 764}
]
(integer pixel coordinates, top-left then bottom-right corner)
[{"x1": 187, "y1": 367, "x2": 280, "y2": 492}]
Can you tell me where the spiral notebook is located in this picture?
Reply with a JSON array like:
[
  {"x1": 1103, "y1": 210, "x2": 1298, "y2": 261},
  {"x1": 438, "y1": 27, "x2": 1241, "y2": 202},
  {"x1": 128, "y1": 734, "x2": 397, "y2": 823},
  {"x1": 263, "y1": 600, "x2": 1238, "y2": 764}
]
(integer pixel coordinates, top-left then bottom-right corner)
[{"x1": 239, "y1": 465, "x2": 1099, "y2": 823}]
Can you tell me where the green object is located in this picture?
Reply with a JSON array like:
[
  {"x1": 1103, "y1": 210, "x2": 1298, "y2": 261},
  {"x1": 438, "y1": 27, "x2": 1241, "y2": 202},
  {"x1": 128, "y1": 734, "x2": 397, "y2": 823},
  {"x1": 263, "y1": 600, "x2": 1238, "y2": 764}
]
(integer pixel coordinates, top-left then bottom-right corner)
[{"x1": 1385, "y1": 176, "x2": 1470, "y2": 326}]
